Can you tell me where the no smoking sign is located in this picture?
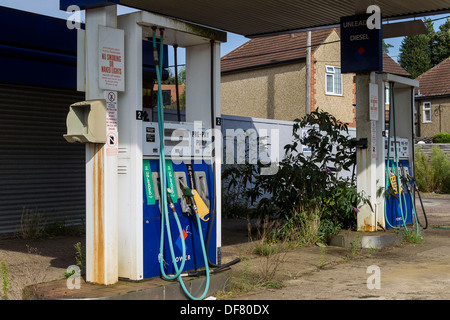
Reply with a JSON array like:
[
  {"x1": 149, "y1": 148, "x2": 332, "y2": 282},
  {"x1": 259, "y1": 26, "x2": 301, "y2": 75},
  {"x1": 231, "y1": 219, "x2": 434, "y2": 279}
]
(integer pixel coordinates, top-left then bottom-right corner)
[
  {"x1": 106, "y1": 132, "x2": 118, "y2": 156},
  {"x1": 108, "y1": 91, "x2": 116, "y2": 103}
]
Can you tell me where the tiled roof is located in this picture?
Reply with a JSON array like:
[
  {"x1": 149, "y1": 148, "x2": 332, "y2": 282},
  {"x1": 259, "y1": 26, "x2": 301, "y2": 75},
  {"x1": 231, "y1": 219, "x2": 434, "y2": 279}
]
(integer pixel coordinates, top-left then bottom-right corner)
[
  {"x1": 221, "y1": 29, "x2": 333, "y2": 73},
  {"x1": 415, "y1": 57, "x2": 450, "y2": 97},
  {"x1": 382, "y1": 52, "x2": 410, "y2": 77},
  {"x1": 221, "y1": 28, "x2": 409, "y2": 77}
]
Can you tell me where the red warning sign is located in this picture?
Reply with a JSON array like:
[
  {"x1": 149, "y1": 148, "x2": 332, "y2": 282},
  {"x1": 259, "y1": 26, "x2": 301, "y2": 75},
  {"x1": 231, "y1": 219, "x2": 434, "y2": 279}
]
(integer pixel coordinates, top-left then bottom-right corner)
[{"x1": 99, "y1": 26, "x2": 125, "y2": 92}]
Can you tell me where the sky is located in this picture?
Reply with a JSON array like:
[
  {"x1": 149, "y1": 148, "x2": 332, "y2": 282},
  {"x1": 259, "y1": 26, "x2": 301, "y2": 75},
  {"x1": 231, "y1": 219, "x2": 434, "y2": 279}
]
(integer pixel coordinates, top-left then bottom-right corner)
[{"x1": 0, "y1": 0, "x2": 448, "y2": 66}]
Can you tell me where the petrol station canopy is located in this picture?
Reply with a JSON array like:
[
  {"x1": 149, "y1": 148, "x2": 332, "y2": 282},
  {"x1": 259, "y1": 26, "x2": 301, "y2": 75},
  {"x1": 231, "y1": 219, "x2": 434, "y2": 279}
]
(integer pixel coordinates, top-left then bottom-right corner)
[{"x1": 111, "y1": 0, "x2": 449, "y2": 37}]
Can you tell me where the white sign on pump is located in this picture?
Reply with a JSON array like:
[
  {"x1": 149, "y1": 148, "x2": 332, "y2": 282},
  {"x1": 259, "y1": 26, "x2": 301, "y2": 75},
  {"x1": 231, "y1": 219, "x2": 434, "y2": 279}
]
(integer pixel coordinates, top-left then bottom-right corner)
[
  {"x1": 371, "y1": 120, "x2": 377, "y2": 159},
  {"x1": 99, "y1": 26, "x2": 125, "y2": 92},
  {"x1": 104, "y1": 90, "x2": 119, "y2": 156},
  {"x1": 369, "y1": 83, "x2": 378, "y2": 121}
]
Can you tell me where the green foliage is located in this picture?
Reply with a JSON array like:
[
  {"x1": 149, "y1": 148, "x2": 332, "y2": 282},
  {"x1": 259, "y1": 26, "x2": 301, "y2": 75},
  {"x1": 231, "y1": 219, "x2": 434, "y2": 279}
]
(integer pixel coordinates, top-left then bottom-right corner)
[
  {"x1": 431, "y1": 18, "x2": 450, "y2": 66},
  {"x1": 414, "y1": 146, "x2": 431, "y2": 192},
  {"x1": 0, "y1": 261, "x2": 10, "y2": 300},
  {"x1": 402, "y1": 228, "x2": 424, "y2": 244},
  {"x1": 162, "y1": 67, "x2": 185, "y2": 85},
  {"x1": 247, "y1": 109, "x2": 358, "y2": 215},
  {"x1": 430, "y1": 146, "x2": 450, "y2": 193},
  {"x1": 74, "y1": 242, "x2": 86, "y2": 275},
  {"x1": 398, "y1": 19, "x2": 434, "y2": 79},
  {"x1": 433, "y1": 132, "x2": 450, "y2": 143},
  {"x1": 321, "y1": 180, "x2": 363, "y2": 231},
  {"x1": 398, "y1": 18, "x2": 450, "y2": 78},
  {"x1": 270, "y1": 209, "x2": 322, "y2": 246},
  {"x1": 414, "y1": 145, "x2": 450, "y2": 193},
  {"x1": 223, "y1": 109, "x2": 370, "y2": 243}
]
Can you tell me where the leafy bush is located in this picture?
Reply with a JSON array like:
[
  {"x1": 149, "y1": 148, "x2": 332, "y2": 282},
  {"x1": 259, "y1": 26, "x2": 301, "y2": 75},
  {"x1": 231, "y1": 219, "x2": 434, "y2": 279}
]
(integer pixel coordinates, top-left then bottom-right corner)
[
  {"x1": 414, "y1": 146, "x2": 431, "y2": 192},
  {"x1": 430, "y1": 146, "x2": 450, "y2": 193},
  {"x1": 414, "y1": 145, "x2": 450, "y2": 193},
  {"x1": 223, "y1": 109, "x2": 370, "y2": 243},
  {"x1": 433, "y1": 132, "x2": 450, "y2": 143}
]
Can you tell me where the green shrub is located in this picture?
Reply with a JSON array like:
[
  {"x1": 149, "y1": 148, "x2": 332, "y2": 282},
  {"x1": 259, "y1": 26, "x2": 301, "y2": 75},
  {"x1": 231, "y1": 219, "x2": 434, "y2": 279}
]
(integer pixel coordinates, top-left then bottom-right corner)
[
  {"x1": 0, "y1": 261, "x2": 10, "y2": 300},
  {"x1": 414, "y1": 145, "x2": 450, "y2": 193},
  {"x1": 223, "y1": 109, "x2": 370, "y2": 244},
  {"x1": 414, "y1": 146, "x2": 431, "y2": 192},
  {"x1": 433, "y1": 132, "x2": 450, "y2": 143},
  {"x1": 430, "y1": 146, "x2": 450, "y2": 193}
]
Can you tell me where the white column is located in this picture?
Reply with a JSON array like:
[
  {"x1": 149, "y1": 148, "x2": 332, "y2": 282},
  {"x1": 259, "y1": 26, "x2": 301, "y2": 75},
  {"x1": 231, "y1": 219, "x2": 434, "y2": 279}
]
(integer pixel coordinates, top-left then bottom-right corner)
[
  {"x1": 84, "y1": 5, "x2": 118, "y2": 285},
  {"x1": 117, "y1": 13, "x2": 144, "y2": 280},
  {"x1": 185, "y1": 41, "x2": 222, "y2": 260},
  {"x1": 212, "y1": 42, "x2": 222, "y2": 255},
  {"x1": 355, "y1": 73, "x2": 379, "y2": 232}
]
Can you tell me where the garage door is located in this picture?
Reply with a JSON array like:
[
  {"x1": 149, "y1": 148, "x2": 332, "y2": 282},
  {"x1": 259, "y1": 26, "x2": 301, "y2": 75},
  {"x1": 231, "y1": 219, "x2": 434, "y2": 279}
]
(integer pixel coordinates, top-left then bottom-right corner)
[{"x1": 0, "y1": 84, "x2": 86, "y2": 235}]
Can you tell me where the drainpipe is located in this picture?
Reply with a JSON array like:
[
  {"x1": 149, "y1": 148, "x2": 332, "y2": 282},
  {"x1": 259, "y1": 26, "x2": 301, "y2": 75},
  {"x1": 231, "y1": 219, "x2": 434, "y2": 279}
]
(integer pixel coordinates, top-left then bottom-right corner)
[
  {"x1": 416, "y1": 99, "x2": 421, "y2": 137},
  {"x1": 305, "y1": 31, "x2": 311, "y2": 115}
]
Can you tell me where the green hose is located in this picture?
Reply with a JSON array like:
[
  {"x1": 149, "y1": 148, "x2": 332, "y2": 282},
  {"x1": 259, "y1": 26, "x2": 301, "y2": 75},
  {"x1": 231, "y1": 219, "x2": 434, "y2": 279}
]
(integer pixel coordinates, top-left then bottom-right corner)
[
  {"x1": 153, "y1": 29, "x2": 187, "y2": 281},
  {"x1": 152, "y1": 29, "x2": 210, "y2": 300}
]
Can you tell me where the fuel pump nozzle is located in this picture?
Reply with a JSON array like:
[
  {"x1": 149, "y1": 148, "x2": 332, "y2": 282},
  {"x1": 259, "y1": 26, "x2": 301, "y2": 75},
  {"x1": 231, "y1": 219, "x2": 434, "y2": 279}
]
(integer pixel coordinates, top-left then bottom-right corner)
[
  {"x1": 179, "y1": 180, "x2": 210, "y2": 221},
  {"x1": 166, "y1": 188, "x2": 177, "y2": 214},
  {"x1": 182, "y1": 184, "x2": 200, "y2": 216}
]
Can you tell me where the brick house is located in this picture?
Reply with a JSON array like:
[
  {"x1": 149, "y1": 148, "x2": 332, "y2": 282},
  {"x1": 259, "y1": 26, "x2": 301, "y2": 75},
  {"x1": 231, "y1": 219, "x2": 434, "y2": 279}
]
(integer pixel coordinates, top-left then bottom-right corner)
[
  {"x1": 221, "y1": 28, "x2": 409, "y2": 127},
  {"x1": 415, "y1": 57, "x2": 450, "y2": 137}
]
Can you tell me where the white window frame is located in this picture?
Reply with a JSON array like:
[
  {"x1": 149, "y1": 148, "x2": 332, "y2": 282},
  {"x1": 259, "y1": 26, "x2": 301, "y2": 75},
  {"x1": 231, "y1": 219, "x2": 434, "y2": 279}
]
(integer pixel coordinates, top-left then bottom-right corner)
[
  {"x1": 423, "y1": 102, "x2": 432, "y2": 123},
  {"x1": 325, "y1": 65, "x2": 343, "y2": 96}
]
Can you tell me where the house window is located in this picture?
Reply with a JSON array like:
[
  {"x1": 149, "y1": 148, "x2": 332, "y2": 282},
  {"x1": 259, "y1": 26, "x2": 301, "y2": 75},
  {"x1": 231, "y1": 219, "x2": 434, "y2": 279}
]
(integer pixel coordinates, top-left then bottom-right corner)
[
  {"x1": 325, "y1": 66, "x2": 342, "y2": 96},
  {"x1": 423, "y1": 102, "x2": 431, "y2": 123}
]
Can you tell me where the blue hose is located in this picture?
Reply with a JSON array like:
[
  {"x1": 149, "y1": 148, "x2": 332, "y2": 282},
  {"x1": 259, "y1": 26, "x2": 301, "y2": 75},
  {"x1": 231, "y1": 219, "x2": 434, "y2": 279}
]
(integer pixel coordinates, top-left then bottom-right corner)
[{"x1": 152, "y1": 29, "x2": 210, "y2": 300}]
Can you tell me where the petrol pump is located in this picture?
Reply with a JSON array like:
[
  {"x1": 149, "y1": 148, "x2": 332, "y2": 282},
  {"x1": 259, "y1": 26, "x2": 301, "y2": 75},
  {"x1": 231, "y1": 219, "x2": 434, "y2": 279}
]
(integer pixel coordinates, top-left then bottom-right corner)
[
  {"x1": 62, "y1": 4, "x2": 235, "y2": 298},
  {"x1": 340, "y1": 11, "x2": 426, "y2": 234},
  {"x1": 382, "y1": 75, "x2": 427, "y2": 231},
  {"x1": 355, "y1": 71, "x2": 424, "y2": 232},
  {"x1": 141, "y1": 120, "x2": 216, "y2": 279}
]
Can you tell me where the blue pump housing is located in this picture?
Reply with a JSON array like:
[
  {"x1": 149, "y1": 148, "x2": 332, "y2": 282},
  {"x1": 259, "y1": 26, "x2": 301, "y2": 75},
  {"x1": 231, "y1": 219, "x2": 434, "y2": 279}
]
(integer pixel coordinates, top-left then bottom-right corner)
[
  {"x1": 142, "y1": 159, "x2": 216, "y2": 279},
  {"x1": 385, "y1": 159, "x2": 413, "y2": 229}
]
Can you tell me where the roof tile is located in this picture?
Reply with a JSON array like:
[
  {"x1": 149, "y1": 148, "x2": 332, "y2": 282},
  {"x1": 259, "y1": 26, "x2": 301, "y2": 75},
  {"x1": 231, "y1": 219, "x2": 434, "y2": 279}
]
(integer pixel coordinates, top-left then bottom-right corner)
[
  {"x1": 415, "y1": 57, "x2": 450, "y2": 97},
  {"x1": 221, "y1": 29, "x2": 332, "y2": 73}
]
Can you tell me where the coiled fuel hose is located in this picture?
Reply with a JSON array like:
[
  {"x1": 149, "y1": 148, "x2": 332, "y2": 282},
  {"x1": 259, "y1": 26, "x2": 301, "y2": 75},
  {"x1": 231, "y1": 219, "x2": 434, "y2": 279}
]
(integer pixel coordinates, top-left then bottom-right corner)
[{"x1": 152, "y1": 29, "x2": 210, "y2": 300}]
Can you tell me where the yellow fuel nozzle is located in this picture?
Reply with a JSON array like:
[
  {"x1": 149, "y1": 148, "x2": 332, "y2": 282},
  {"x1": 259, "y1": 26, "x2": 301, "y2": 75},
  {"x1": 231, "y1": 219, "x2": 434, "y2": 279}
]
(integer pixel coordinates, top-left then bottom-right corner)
[{"x1": 181, "y1": 185, "x2": 209, "y2": 221}]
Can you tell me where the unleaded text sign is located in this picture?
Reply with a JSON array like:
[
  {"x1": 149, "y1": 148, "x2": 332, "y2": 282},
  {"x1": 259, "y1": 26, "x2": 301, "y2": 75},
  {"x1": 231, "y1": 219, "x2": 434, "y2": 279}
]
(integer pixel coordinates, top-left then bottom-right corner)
[{"x1": 340, "y1": 14, "x2": 382, "y2": 74}]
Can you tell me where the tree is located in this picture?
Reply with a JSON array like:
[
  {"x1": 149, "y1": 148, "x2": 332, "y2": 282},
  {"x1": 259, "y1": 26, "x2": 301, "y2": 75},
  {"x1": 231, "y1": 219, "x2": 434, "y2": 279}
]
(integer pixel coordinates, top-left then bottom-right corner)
[
  {"x1": 431, "y1": 18, "x2": 450, "y2": 66},
  {"x1": 398, "y1": 19, "x2": 434, "y2": 79},
  {"x1": 398, "y1": 18, "x2": 450, "y2": 79},
  {"x1": 162, "y1": 67, "x2": 186, "y2": 84}
]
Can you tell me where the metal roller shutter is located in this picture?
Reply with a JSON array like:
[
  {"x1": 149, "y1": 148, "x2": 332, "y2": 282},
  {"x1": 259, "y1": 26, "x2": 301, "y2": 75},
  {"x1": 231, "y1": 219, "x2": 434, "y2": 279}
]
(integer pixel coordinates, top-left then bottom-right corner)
[{"x1": 0, "y1": 84, "x2": 86, "y2": 235}]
